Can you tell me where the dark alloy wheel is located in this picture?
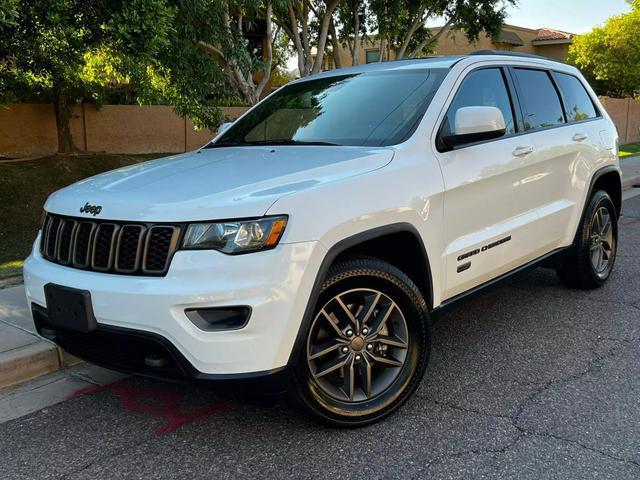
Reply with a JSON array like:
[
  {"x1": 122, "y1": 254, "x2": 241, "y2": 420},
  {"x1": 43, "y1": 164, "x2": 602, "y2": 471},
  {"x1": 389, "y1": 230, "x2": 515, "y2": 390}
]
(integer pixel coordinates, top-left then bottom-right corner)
[
  {"x1": 588, "y1": 206, "x2": 615, "y2": 277},
  {"x1": 557, "y1": 190, "x2": 618, "y2": 289},
  {"x1": 292, "y1": 258, "x2": 430, "y2": 427}
]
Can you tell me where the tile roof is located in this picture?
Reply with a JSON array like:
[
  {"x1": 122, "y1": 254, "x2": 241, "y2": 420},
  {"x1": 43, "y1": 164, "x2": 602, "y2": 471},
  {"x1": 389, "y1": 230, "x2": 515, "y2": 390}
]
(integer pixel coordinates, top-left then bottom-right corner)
[{"x1": 534, "y1": 28, "x2": 573, "y2": 42}]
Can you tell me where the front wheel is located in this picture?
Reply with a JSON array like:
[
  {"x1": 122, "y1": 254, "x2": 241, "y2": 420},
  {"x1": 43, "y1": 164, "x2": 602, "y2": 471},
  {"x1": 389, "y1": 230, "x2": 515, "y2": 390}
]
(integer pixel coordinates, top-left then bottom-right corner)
[
  {"x1": 291, "y1": 258, "x2": 430, "y2": 427},
  {"x1": 557, "y1": 190, "x2": 618, "y2": 289}
]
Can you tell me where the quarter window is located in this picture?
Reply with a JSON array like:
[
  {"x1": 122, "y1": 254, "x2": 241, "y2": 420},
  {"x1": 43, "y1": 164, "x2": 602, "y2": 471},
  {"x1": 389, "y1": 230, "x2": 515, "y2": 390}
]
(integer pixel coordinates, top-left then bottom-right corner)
[
  {"x1": 554, "y1": 73, "x2": 598, "y2": 122},
  {"x1": 441, "y1": 68, "x2": 516, "y2": 138},
  {"x1": 513, "y1": 69, "x2": 565, "y2": 131}
]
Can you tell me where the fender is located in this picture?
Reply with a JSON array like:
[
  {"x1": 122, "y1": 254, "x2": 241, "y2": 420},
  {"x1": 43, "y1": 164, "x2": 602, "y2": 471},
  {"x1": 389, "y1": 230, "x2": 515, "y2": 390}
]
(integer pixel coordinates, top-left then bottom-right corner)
[
  {"x1": 571, "y1": 164, "x2": 622, "y2": 243},
  {"x1": 286, "y1": 223, "x2": 433, "y2": 367}
]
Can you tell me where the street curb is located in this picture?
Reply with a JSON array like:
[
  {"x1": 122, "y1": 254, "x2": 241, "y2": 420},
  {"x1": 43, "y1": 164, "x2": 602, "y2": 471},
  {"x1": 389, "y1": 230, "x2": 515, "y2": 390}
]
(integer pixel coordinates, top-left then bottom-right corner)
[
  {"x1": 0, "y1": 340, "x2": 83, "y2": 390},
  {"x1": 0, "y1": 342, "x2": 60, "y2": 389},
  {"x1": 623, "y1": 175, "x2": 640, "y2": 191}
]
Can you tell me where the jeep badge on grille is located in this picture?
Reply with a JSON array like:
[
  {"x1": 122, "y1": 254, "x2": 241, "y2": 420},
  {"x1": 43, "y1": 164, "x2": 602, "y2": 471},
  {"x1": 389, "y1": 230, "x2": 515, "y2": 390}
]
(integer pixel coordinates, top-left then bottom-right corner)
[{"x1": 79, "y1": 202, "x2": 102, "y2": 216}]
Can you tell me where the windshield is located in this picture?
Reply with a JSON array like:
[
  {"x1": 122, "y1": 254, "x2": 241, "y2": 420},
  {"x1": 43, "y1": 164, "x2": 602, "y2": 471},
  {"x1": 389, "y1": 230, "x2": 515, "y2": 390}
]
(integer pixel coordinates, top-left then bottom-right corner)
[{"x1": 210, "y1": 69, "x2": 448, "y2": 148}]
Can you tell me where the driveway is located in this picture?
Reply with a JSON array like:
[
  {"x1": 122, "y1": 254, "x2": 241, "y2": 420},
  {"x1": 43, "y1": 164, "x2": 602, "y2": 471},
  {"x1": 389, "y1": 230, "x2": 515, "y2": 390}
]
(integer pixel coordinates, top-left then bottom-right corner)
[{"x1": 1, "y1": 193, "x2": 639, "y2": 480}]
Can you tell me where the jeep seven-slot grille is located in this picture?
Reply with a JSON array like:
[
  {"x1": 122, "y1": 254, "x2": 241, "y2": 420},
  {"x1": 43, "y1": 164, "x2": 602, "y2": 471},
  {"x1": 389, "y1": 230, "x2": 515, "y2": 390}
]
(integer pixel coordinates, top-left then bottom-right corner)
[{"x1": 40, "y1": 214, "x2": 181, "y2": 276}]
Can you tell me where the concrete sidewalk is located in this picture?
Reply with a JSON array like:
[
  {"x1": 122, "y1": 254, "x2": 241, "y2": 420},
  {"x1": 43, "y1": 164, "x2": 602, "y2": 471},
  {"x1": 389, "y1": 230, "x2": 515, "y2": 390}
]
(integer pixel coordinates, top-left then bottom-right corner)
[
  {"x1": 0, "y1": 157, "x2": 639, "y2": 391},
  {"x1": 0, "y1": 286, "x2": 79, "y2": 389}
]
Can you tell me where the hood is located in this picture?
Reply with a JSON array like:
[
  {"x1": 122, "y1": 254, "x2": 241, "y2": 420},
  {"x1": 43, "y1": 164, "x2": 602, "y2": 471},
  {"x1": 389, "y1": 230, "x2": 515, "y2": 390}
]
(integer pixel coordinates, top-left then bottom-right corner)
[{"x1": 45, "y1": 146, "x2": 394, "y2": 222}]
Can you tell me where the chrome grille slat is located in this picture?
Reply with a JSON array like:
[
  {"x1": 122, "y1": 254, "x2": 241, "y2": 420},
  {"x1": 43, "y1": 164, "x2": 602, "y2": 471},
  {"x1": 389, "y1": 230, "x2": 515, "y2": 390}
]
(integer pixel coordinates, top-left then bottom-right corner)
[
  {"x1": 91, "y1": 223, "x2": 120, "y2": 271},
  {"x1": 40, "y1": 216, "x2": 51, "y2": 256},
  {"x1": 143, "y1": 226, "x2": 180, "y2": 273},
  {"x1": 115, "y1": 225, "x2": 146, "y2": 273},
  {"x1": 72, "y1": 221, "x2": 97, "y2": 267},
  {"x1": 44, "y1": 217, "x2": 62, "y2": 259},
  {"x1": 41, "y1": 214, "x2": 179, "y2": 276},
  {"x1": 56, "y1": 219, "x2": 77, "y2": 264}
]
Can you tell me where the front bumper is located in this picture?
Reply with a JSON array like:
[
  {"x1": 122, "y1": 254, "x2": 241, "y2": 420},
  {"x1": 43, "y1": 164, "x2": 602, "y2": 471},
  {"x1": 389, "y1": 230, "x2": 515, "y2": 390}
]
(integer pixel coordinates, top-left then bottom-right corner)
[{"x1": 24, "y1": 233, "x2": 326, "y2": 377}]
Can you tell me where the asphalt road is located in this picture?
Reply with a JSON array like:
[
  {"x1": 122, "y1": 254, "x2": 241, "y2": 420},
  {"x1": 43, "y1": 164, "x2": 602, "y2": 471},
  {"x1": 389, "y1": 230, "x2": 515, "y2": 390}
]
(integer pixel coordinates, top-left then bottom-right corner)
[{"x1": 1, "y1": 194, "x2": 640, "y2": 480}]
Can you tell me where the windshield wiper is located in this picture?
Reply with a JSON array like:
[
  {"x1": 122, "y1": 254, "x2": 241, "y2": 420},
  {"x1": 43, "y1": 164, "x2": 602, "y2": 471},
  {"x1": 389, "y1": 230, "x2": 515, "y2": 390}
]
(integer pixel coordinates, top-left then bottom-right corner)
[
  {"x1": 206, "y1": 139, "x2": 341, "y2": 148},
  {"x1": 204, "y1": 141, "x2": 254, "y2": 149},
  {"x1": 248, "y1": 139, "x2": 341, "y2": 146}
]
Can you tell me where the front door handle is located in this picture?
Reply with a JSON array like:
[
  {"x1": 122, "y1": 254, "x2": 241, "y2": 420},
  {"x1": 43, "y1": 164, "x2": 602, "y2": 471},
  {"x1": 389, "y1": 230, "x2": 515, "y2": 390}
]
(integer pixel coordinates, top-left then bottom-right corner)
[
  {"x1": 513, "y1": 146, "x2": 534, "y2": 157},
  {"x1": 572, "y1": 133, "x2": 588, "y2": 142}
]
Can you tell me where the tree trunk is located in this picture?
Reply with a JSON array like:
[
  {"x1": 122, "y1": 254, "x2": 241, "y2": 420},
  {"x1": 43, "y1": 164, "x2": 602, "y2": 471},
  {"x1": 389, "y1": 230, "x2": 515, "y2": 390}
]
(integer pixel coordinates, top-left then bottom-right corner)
[
  {"x1": 351, "y1": 6, "x2": 360, "y2": 66},
  {"x1": 52, "y1": 80, "x2": 78, "y2": 154},
  {"x1": 407, "y1": 20, "x2": 453, "y2": 59},
  {"x1": 329, "y1": 18, "x2": 342, "y2": 69},
  {"x1": 311, "y1": 0, "x2": 340, "y2": 75},
  {"x1": 378, "y1": 37, "x2": 386, "y2": 62}
]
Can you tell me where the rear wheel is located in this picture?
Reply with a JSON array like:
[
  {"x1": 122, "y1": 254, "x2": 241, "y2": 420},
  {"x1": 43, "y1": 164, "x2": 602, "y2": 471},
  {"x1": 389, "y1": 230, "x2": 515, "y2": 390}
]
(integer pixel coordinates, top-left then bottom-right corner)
[
  {"x1": 291, "y1": 258, "x2": 430, "y2": 427},
  {"x1": 557, "y1": 190, "x2": 618, "y2": 289}
]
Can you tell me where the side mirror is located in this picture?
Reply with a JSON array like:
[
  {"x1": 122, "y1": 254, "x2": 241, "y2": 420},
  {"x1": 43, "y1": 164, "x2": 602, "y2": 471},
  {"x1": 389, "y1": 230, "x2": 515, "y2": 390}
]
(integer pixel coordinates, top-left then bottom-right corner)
[
  {"x1": 218, "y1": 121, "x2": 233, "y2": 136},
  {"x1": 442, "y1": 106, "x2": 507, "y2": 149}
]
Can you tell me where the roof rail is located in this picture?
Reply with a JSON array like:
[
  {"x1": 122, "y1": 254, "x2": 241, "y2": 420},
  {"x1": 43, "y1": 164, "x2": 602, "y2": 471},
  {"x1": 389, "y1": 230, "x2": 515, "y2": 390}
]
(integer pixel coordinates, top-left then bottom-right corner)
[{"x1": 469, "y1": 49, "x2": 561, "y2": 63}]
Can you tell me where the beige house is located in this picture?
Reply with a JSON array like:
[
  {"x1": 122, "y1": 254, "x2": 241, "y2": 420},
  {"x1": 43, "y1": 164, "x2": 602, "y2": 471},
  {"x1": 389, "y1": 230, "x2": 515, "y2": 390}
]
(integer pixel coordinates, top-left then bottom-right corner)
[{"x1": 322, "y1": 24, "x2": 574, "y2": 69}]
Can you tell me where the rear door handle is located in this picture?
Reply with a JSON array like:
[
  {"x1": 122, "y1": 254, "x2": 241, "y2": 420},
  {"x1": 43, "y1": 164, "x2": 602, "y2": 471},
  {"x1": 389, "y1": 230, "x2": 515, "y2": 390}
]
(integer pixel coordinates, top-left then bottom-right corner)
[
  {"x1": 513, "y1": 146, "x2": 534, "y2": 157},
  {"x1": 572, "y1": 133, "x2": 588, "y2": 142}
]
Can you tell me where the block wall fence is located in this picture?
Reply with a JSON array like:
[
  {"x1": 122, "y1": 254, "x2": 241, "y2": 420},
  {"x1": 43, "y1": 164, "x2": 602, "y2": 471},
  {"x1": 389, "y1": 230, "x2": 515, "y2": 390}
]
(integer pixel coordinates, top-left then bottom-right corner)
[{"x1": 1, "y1": 98, "x2": 638, "y2": 157}]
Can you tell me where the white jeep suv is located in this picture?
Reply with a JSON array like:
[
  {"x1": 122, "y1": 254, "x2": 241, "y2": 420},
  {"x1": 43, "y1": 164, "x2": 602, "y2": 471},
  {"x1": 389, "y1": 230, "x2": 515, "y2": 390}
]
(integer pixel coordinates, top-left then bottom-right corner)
[{"x1": 24, "y1": 52, "x2": 621, "y2": 426}]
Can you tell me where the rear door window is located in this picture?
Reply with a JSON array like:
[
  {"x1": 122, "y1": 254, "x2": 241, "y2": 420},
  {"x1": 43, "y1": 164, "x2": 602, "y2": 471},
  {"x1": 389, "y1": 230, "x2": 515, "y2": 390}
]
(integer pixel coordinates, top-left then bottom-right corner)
[
  {"x1": 554, "y1": 73, "x2": 599, "y2": 122},
  {"x1": 513, "y1": 69, "x2": 565, "y2": 131}
]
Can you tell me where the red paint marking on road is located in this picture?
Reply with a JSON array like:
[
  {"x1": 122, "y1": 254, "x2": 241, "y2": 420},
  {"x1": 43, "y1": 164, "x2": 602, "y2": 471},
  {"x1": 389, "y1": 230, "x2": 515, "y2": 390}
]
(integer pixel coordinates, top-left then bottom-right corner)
[{"x1": 70, "y1": 378, "x2": 230, "y2": 434}]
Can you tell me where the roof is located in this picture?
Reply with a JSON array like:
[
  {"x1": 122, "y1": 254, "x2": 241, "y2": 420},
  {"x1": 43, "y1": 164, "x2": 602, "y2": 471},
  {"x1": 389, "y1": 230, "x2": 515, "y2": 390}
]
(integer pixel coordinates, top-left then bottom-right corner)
[
  {"x1": 295, "y1": 56, "x2": 463, "y2": 82},
  {"x1": 292, "y1": 51, "x2": 570, "y2": 85},
  {"x1": 533, "y1": 28, "x2": 573, "y2": 43}
]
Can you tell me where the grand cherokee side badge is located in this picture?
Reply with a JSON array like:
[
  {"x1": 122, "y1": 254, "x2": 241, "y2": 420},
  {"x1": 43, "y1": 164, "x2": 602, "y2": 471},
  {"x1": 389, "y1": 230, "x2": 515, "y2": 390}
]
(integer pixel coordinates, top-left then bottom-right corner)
[{"x1": 80, "y1": 202, "x2": 102, "y2": 216}]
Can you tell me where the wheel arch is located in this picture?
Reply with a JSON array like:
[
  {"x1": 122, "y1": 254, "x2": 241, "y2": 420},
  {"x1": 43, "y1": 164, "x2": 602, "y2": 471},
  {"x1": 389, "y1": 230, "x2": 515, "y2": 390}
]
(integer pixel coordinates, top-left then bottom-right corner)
[
  {"x1": 570, "y1": 165, "x2": 622, "y2": 247},
  {"x1": 286, "y1": 223, "x2": 434, "y2": 367},
  {"x1": 588, "y1": 165, "x2": 622, "y2": 219}
]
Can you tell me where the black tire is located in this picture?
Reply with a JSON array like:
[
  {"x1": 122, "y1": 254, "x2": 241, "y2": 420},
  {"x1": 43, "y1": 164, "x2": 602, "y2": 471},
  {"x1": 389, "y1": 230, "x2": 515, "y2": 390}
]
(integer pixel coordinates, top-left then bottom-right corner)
[
  {"x1": 291, "y1": 258, "x2": 430, "y2": 427},
  {"x1": 557, "y1": 190, "x2": 618, "y2": 289}
]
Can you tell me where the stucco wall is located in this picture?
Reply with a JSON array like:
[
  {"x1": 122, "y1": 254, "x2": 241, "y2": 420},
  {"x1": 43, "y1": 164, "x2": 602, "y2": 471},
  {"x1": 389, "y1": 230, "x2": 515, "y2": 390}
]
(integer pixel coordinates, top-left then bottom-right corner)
[
  {"x1": 431, "y1": 26, "x2": 571, "y2": 61},
  {"x1": 599, "y1": 96, "x2": 640, "y2": 145},
  {"x1": 0, "y1": 104, "x2": 249, "y2": 157}
]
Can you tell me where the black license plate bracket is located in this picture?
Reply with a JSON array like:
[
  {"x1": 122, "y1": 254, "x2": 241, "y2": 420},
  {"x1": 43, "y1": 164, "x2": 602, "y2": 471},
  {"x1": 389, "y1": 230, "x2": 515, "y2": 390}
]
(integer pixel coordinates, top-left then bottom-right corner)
[{"x1": 44, "y1": 283, "x2": 98, "y2": 333}]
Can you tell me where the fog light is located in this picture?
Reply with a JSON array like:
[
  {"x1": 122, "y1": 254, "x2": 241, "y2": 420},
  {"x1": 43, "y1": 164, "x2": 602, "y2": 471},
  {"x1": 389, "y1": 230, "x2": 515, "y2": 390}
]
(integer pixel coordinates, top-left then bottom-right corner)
[{"x1": 185, "y1": 307, "x2": 251, "y2": 332}]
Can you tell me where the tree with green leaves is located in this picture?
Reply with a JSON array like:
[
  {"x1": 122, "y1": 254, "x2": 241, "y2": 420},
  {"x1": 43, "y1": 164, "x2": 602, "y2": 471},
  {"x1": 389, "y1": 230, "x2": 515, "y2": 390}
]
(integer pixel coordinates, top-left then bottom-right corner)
[
  {"x1": 368, "y1": 0, "x2": 516, "y2": 60},
  {"x1": 0, "y1": 0, "x2": 17, "y2": 28},
  {"x1": 1, "y1": 0, "x2": 177, "y2": 152},
  {"x1": 1, "y1": 0, "x2": 277, "y2": 152},
  {"x1": 569, "y1": 0, "x2": 640, "y2": 98},
  {"x1": 191, "y1": 0, "x2": 276, "y2": 105}
]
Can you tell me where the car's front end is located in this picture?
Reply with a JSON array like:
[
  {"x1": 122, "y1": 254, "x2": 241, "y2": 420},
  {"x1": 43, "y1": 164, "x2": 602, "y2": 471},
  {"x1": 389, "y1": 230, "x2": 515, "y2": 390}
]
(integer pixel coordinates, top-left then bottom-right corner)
[
  {"x1": 24, "y1": 215, "x2": 325, "y2": 388},
  {"x1": 22, "y1": 142, "x2": 396, "y2": 386}
]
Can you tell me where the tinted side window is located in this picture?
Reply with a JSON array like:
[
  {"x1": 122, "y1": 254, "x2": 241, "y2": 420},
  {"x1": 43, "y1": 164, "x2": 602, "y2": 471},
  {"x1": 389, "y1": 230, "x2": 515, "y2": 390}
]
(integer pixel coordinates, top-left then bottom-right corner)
[
  {"x1": 555, "y1": 73, "x2": 598, "y2": 122},
  {"x1": 514, "y1": 69, "x2": 565, "y2": 131},
  {"x1": 442, "y1": 68, "x2": 516, "y2": 137}
]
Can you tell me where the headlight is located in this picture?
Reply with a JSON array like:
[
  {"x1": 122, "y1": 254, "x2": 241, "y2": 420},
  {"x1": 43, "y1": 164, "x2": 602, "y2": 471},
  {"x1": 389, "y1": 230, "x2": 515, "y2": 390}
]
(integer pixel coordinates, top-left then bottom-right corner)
[{"x1": 181, "y1": 216, "x2": 288, "y2": 254}]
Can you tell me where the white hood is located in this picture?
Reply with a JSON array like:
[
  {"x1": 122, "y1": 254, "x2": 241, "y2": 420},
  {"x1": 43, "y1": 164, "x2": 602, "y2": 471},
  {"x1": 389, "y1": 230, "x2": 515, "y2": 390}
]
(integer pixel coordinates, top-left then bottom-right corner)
[{"x1": 45, "y1": 146, "x2": 394, "y2": 222}]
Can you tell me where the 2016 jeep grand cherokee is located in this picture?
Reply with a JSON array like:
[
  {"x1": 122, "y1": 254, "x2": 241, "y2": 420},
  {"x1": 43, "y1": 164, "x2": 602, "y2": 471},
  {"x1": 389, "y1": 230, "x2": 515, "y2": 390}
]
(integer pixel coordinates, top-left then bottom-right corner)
[{"x1": 24, "y1": 52, "x2": 621, "y2": 426}]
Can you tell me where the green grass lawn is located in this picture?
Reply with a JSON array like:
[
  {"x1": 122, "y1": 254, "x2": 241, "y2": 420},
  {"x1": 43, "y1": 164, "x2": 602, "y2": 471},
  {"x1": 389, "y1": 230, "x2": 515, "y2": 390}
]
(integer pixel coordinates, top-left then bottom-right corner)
[
  {"x1": 619, "y1": 142, "x2": 640, "y2": 158},
  {"x1": 0, "y1": 153, "x2": 167, "y2": 282}
]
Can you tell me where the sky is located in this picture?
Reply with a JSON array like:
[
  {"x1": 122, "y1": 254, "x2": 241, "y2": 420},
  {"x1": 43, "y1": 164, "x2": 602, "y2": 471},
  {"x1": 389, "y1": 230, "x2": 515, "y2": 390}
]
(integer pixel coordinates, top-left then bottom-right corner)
[{"x1": 428, "y1": 0, "x2": 632, "y2": 33}]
